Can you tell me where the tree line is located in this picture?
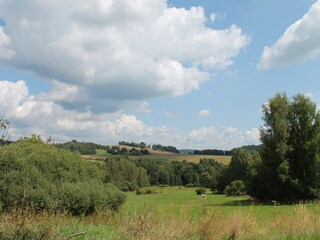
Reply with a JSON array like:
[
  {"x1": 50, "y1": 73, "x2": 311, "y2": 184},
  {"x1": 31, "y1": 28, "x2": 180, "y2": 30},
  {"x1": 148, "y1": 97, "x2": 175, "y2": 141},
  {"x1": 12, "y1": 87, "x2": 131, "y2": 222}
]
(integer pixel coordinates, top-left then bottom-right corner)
[
  {"x1": 105, "y1": 93, "x2": 320, "y2": 202},
  {"x1": 106, "y1": 145, "x2": 150, "y2": 156},
  {"x1": 119, "y1": 141, "x2": 180, "y2": 153},
  {"x1": 57, "y1": 139, "x2": 105, "y2": 155},
  {"x1": 193, "y1": 149, "x2": 232, "y2": 156}
]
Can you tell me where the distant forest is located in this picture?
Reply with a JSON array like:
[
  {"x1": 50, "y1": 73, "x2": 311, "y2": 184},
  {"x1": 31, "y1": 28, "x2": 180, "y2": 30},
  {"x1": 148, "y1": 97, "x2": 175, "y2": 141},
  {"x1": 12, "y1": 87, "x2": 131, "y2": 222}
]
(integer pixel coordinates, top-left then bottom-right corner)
[
  {"x1": 193, "y1": 149, "x2": 232, "y2": 156},
  {"x1": 55, "y1": 140, "x2": 261, "y2": 156},
  {"x1": 119, "y1": 141, "x2": 180, "y2": 153}
]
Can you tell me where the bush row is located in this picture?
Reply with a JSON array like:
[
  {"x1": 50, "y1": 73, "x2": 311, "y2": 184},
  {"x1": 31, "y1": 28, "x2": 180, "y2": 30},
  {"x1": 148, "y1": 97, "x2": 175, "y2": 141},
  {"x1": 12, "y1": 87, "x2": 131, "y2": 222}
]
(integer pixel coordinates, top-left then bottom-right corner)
[{"x1": 0, "y1": 136, "x2": 126, "y2": 215}]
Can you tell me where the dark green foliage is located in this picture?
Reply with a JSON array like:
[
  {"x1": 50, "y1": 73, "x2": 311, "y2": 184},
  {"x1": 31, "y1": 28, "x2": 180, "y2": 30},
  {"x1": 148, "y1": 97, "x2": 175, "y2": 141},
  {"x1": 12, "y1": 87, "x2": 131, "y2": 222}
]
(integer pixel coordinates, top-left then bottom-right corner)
[
  {"x1": 193, "y1": 149, "x2": 232, "y2": 156},
  {"x1": 195, "y1": 188, "x2": 206, "y2": 195},
  {"x1": 129, "y1": 148, "x2": 142, "y2": 156},
  {"x1": 140, "y1": 149, "x2": 150, "y2": 155},
  {"x1": 198, "y1": 159, "x2": 225, "y2": 192},
  {"x1": 152, "y1": 144, "x2": 180, "y2": 153},
  {"x1": 251, "y1": 94, "x2": 320, "y2": 201},
  {"x1": 105, "y1": 156, "x2": 150, "y2": 191},
  {"x1": 0, "y1": 135, "x2": 125, "y2": 215},
  {"x1": 106, "y1": 146, "x2": 150, "y2": 156},
  {"x1": 131, "y1": 158, "x2": 224, "y2": 189},
  {"x1": 224, "y1": 180, "x2": 246, "y2": 196},
  {"x1": 232, "y1": 144, "x2": 262, "y2": 155},
  {"x1": 57, "y1": 139, "x2": 106, "y2": 155},
  {"x1": 217, "y1": 148, "x2": 260, "y2": 193},
  {"x1": 136, "y1": 187, "x2": 161, "y2": 195},
  {"x1": 119, "y1": 141, "x2": 140, "y2": 148}
]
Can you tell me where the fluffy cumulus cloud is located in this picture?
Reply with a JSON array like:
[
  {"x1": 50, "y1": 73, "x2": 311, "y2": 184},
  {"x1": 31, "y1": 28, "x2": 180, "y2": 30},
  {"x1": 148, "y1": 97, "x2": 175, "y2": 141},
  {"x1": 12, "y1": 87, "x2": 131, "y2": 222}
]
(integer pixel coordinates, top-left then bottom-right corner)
[
  {"x1": 185, "y1": 126, "x2": 260, "y2": 149},
  {"x1": 1, "y1": 80, "x2": 260, "y2": 149},
  {"x1": 0, "y1": 0, "x2": 249, "y2": 113},
  {"x1": 0, "y1": 80, "x2": 180, "y2": 144},
  {"x1": 258, "y1": 0, "x2": 320, "y2": 69}
]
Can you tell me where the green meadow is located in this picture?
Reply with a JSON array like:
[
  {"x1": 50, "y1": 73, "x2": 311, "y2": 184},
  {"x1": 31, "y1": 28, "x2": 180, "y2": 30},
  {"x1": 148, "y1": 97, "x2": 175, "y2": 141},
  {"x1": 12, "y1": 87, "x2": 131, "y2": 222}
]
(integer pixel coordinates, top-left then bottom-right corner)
[
  {"x1": 3, "y1": 187, "x2": 320, "y2": 240},
  {"x1": 123, "y1": 187, "x2": 312, "y2": 223}
]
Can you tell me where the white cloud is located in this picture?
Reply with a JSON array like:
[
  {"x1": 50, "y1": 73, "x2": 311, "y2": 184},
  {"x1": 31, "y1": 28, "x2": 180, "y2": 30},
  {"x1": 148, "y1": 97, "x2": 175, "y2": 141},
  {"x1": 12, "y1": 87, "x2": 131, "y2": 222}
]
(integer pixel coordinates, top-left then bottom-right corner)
[
  {"x1": 210, "y1": 13, "x2": 217, "y2": 23},
  {"x1": 185, "y1": 126, "x2": 260, "y2": 149},
  {"x1": 187, "y1": 126, "x2": 215, "y2": 142},
  {"x1": 210, "y1": 12, "x2": 226, "y2": 23},
  {"x1": 0, "y1": 80, "x2": 182, "y2": 145},
  {"x1": 258, "y1": 0, "x2": 320, "y2": 69},
  {"x1": 224, "y1": 127, "x2": 238, "y2": 134},
  {"x1": 1, "y1": 80, "x2": 260, "y2": 149},
  {"x1": 198, "y1": 109, "x2": 212, "y2": 117},
  {"x1": 0, "y1": 0, "x2": 249, "y2": 113},
  {"x1": 0, "y1": 27, "x2": 15, "y2": 59}
]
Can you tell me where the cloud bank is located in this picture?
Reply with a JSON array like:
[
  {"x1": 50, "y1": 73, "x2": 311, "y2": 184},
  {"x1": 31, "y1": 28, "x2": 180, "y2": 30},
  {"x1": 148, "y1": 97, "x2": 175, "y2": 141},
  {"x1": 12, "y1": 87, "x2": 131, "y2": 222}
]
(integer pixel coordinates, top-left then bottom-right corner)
[
  {"x1": 0, "y1": 80, "x2": 259, "y2": 149},
  {"x1": 0, "y1": 0, "x2": 249, "y2": 113},
  {"x1": 259, "y1": 0, "x2": 320, "y2": 69}
]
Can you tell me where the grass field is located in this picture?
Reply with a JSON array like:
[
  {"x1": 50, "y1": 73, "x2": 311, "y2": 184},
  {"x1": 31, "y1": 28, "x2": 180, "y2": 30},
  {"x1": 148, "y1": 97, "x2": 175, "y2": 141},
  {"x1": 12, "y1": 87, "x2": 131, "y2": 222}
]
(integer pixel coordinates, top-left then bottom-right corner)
[
  {"x1": 3, "y1": 187, "x2": 320, "y2": 239},
  {"x1": 124, "y1": 187, "x2": 297, "y2": 222},
  {"x1": 95, "y1": 148, "x2": 107, "y2": 155}
]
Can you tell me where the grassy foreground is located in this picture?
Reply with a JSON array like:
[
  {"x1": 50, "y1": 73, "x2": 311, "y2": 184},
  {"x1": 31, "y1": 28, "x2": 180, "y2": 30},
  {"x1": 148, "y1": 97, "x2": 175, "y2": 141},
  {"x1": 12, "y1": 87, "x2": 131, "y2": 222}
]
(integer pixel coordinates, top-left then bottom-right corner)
[{"x1": 2, "y1": 187, "x2": 320, "y2": 239}]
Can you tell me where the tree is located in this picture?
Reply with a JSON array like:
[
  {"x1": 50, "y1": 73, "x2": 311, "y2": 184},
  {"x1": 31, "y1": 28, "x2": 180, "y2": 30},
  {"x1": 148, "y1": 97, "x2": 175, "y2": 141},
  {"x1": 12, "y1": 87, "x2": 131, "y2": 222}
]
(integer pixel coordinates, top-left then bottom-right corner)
[
  {"x1": 251, "y1": 94, "x2": 320, "y2": 201},
  {"x1": 218, "y1": 148, "x2": 254, "y2": 194},
  {"x1": 139, "y1": 142, "x2": 146, "y2": 148},
  {"x1": 224, "y1": 180, "x2": 246, "y2": 196},
  {"x1": 287, "y1": 94, "x2": 320, "y2": 199}
]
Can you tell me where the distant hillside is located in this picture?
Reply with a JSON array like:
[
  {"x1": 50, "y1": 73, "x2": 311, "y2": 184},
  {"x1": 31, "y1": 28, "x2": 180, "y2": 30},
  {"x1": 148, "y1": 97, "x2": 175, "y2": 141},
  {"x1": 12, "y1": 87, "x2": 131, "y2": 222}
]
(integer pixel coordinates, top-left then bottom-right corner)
[
  {"x1": 233, "y1": 144, "x2": 262, "y2": 154},
  {"x1": 179, "y1": 149, "x2": 195, "y2": 154}
]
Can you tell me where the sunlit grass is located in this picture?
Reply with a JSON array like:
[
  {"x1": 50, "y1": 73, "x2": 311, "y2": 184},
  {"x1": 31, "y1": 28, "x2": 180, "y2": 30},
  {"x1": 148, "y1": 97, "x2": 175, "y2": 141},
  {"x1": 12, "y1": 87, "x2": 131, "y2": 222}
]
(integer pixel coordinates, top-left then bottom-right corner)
[{"x1": 2, "y1": 187, "x2": 320, "y2": 239}]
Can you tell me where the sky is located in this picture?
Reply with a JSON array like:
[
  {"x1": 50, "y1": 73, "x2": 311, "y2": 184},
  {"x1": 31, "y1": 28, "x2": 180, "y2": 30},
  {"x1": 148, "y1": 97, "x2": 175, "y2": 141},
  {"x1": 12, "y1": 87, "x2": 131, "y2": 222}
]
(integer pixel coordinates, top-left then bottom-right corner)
[{"x1": 1, "y1": 0, "x2": 320, "y2": 150}]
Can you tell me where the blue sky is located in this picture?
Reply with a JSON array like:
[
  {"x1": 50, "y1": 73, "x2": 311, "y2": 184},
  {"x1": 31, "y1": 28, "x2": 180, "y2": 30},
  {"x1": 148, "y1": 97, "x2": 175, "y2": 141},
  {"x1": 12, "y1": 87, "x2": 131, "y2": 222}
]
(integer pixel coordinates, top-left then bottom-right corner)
[{"x1": 0, "y1": 0, "x2": 320, "y2": 149}]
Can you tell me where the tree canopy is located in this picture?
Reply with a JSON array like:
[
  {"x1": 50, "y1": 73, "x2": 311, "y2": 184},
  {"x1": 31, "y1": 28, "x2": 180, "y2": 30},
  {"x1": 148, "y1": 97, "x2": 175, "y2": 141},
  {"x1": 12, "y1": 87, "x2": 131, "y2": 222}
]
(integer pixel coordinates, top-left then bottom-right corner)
[{"x1": 251, "y1": 94, "x2": 320, "y2": 201}]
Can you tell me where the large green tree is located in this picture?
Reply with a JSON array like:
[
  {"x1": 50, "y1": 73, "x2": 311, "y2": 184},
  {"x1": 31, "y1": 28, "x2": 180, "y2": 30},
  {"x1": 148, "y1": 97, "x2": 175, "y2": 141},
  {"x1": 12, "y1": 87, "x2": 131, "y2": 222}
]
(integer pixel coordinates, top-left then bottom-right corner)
[
  {"x1": 251, "y1": 94, "x2": 320, "y2": 201},
  {"x1": 287, "y1": 94, "x2": 320, "y2": 199}
]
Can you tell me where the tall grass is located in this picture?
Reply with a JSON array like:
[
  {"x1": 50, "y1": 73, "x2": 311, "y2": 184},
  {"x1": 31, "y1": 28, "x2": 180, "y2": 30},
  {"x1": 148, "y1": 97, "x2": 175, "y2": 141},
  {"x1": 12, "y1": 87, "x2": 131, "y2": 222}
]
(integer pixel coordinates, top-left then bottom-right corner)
[{"x1": 2, "y1": 203, "x2": 320, "y2": 239}]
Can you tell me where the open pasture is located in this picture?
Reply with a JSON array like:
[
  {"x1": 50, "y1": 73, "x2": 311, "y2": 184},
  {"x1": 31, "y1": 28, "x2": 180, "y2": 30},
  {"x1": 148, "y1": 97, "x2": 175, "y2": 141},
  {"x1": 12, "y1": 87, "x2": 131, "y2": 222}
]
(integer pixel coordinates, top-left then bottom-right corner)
[
  {"x1": 2, "y1": 187, "x2": 320, "y2": 239},
  {"x1": 124, "y1": 186, "x2": 298, "y2": 221}
]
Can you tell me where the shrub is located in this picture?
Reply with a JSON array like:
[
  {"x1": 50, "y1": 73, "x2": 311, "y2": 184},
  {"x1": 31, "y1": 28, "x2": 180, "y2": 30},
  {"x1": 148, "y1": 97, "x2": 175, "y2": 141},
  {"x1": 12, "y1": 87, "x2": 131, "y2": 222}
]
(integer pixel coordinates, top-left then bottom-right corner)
[
  {"x1": 224, "y1": 180, "x2": 247, "y2": 196},
  {"x1": 136, "y1": 187, "x2": 161, "y2": 195},
  {"x1": 195, "y1": 188, "x2": 207, "y2": 195},
  {"x1": 0, "y1": 136, "x2": 125, "y2": 215}
]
